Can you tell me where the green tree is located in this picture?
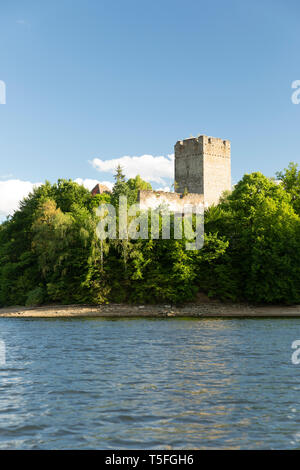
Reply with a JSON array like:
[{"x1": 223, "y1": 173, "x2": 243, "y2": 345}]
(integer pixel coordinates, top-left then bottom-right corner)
[
  {"x1": 276, "y1": 162, "x2": 300, "y2": 215},
  {"x1": 111, "y1": 165, "x2": 129, "y2": 206},
  {"x1": 0, "y1": 169, "x2": 299, "y2": 308},
  {"x1": 203, "y1": 172, "x2": 300, "y2": 303}
]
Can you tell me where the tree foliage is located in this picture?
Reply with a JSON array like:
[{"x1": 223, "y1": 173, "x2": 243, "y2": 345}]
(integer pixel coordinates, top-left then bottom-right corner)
[{"x1": 0, "y1": 165, "x2": 299, "y2": 307}]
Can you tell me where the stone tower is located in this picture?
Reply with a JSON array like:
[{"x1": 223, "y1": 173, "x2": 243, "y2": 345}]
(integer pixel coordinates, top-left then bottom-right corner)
[{"x1": 174, "y1": 135, "x2": 231, "y2": 206}]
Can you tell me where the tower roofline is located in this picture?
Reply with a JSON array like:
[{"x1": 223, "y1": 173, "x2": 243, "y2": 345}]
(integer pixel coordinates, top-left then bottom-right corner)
[{"x1": 175, "y1": 134, "x2": 230, "y2": 146}]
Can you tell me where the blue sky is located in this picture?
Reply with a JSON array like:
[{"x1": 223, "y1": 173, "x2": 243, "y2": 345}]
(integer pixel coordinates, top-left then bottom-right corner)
[{"x1": 0, "y1": 0, "x2": 300, "y2": 216}]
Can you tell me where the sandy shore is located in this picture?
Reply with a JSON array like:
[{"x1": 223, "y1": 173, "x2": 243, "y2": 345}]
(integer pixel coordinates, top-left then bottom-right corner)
[{"x1": 1, "y1": 302, "x2": 300, "y2": 318}]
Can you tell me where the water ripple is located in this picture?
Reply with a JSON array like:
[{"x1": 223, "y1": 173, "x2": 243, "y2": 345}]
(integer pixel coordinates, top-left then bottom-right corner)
[{"x1": 0, "y1": 317, "x2": 299, "y2": 449}]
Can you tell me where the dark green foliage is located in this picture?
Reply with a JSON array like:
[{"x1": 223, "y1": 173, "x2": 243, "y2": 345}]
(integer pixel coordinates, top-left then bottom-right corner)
[
  {"x1": 276, "y1": 162, "x2": 300, "y2": 215},
  {"x1": 203, "y1": 171, "x2": 300, "y2": 303},
  {"x1": 0, "y1": 165, "x2": 299, "y2": 307},
  {"x1": 111, "y1": 165, "x2": 130, "y2": 207},
  {"x1": 25, "y1": 287, "x2": 46, "y2": 307},
  {"x1": 0, "y1": 180, "x2": 99, "y2": 306}
]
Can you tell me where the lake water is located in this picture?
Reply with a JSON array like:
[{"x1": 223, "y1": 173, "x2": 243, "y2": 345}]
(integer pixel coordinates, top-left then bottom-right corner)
[{"x1": 0, "y1": 317, "x2": 300, "y2": 449}]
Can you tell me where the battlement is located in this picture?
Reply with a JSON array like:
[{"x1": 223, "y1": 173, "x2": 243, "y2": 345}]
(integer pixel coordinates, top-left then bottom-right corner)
[{"x1": 175, "y1": 135, "x2": 230, "y2": 158}]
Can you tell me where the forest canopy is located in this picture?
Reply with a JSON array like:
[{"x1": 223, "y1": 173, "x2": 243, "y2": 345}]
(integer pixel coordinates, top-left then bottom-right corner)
[{"x1": 0, "y1": 163, "x2": 299, "y2": 307}]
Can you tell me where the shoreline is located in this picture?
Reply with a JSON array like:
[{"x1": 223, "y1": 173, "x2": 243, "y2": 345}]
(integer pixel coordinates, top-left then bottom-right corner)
[{"x1": 1, "y1": 302, "x2": 300, "y2": 318}]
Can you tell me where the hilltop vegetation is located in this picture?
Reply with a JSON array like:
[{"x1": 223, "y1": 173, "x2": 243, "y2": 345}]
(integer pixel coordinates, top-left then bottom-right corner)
[{"x1": 0, "y1": 163, "x2": 299, "y2": 307}]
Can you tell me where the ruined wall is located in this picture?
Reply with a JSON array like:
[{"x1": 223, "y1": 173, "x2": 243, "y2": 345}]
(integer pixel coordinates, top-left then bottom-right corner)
[
  {"x1": 138, "y1": 134, "x2": 230, "y2": 212},
  {"x1": 138, "y1": 190, "x2": 204, "y2": 213}
]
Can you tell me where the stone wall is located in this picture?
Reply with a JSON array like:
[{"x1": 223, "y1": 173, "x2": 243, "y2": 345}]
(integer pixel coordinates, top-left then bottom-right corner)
[
  {"x1": 202, "y1": 136, "x2": 231, "y2": 206},
  {"x1": 174, "y1": 135, "x2": 231, "y2": 206},
  {"x1": 138, "y1": 190, "x2": 204, "y2": 213},
  {"x1": 174, "y1": 137, "x2": 204, "y2": 194}
]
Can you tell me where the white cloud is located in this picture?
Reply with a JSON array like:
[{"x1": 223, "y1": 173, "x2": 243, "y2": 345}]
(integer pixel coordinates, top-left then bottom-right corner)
[
  {"x1": 0, "y1": 179, "x2": 41, "y2": 218},
  {"x1": 90, "y1": 154, "x2": 174, "y2": 185},
  {"x1": 74, "y1": 178, "x2": 113, "y2": 191}
]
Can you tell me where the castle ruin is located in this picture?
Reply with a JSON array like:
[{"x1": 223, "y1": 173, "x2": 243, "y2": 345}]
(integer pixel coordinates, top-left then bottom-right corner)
[{"x1": 138, "y1": 134, "x2": 231, "y2": 211}]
